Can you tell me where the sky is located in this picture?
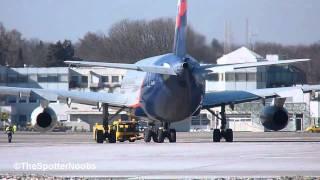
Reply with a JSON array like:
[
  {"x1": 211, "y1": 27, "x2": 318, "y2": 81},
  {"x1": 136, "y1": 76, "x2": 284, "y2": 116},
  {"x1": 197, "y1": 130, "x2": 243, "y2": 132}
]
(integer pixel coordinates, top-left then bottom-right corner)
[{"x1": 0, "y1": 0, "x2": 319, "y2": 45}]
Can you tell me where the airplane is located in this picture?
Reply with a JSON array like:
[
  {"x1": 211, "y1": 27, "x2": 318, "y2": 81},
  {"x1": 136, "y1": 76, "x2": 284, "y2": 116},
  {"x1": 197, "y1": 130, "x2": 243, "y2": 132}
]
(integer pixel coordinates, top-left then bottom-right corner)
[{"x1": 0, "y1": 0, "x2": 319, "y2": 143}]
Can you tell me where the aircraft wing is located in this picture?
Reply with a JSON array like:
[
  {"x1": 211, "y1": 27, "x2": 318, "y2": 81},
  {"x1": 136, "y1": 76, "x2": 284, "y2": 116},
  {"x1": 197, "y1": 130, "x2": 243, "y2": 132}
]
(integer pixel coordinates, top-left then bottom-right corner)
[
  {"x1": 202, "y1": 85, "x2": 320, "y2": 108},
  {"x1": 65, "y1": 60, "x2": 177, "y2": 75},
  {"x1": 201, "y1": 59, "x2": 309, "y2": 73},
  {"x1": 0, "y1": 86, "x2": 129, "y2": 107}
]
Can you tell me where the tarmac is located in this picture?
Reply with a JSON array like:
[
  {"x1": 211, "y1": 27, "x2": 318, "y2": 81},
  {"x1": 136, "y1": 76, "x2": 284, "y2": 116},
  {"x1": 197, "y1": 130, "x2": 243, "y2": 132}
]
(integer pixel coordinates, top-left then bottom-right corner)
[{"x1": 0, "y1": 131, "x2": 320, "y2": 178}]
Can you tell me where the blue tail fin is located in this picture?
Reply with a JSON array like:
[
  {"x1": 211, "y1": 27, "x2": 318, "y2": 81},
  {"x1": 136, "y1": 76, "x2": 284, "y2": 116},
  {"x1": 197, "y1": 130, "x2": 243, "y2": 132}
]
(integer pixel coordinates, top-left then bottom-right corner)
[{"x1": 173, "y1": 0, "x2": 187, "y2": 58}]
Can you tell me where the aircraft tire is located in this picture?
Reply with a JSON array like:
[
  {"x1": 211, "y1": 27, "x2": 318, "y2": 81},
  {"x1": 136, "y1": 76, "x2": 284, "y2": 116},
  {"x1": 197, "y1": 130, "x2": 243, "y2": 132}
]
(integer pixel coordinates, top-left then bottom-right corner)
[
  {"x1": 96, "y1": 130, "x2": 104, "y2": 144},
  {"x1": 152, "y1": 132, "x2": 158, "y2": 142},
  {"x1": 108, "y1": 131, "x2": 117, "y2": 143},
  {"x1": 213, "y1": 129, "x2": 221, "y2": 142},
  {"x1": 144, "y1": 128, "x2": 152, "y2": 143},
  {"x1": 169, "y1": 129, "x2": 176, "y2": 143},
  {"x1": 225, "y1": 129, "x2": 233, "y2": 142},
  {"x1": 157, "y1": 129, "x2": 165, "y2": 143}
]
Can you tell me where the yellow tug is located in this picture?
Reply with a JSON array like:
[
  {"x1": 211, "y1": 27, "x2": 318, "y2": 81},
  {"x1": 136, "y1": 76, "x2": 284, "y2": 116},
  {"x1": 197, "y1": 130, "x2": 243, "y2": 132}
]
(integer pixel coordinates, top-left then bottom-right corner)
[{"x1": 93, "y1": 119, "x2": 142, "y2": 143}]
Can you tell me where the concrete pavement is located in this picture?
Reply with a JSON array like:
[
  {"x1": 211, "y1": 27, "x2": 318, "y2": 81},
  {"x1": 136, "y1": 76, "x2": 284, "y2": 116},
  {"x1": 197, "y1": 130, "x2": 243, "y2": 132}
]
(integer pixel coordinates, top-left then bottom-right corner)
[{"x1": 0, "y1": 132, "x2": 319, "y2": 178}]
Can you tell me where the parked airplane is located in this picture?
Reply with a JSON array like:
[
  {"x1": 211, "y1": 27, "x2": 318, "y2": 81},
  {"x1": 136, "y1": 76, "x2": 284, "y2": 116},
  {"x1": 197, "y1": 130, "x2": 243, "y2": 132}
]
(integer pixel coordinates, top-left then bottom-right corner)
[{"x1": 0, "y1": 0, "x2": 319, "y2": 143}]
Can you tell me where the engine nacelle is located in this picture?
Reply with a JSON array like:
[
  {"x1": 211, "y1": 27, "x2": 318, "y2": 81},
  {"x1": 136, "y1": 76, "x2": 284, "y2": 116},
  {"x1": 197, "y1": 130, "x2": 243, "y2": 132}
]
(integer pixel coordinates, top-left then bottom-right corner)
[
  {"x1": 260, "y1": 106, "x2": 289, "y2": 131},
  {"x1": 31, "y1": 106, "x2": 57, "y2": 132}
]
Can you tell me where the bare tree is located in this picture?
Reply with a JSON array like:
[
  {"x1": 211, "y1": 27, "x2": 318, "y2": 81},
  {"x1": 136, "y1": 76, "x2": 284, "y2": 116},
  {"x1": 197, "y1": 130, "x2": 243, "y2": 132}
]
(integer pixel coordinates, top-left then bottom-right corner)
[
  {"x1": 1, "y1": 20, "x2": 319, "y2": 84},
  {"x1": 22, "y1": 39, "x2": 49, "y2": 66},
  {"x1": 75, "y1": 18, "x2": 215, "y2": 64}
]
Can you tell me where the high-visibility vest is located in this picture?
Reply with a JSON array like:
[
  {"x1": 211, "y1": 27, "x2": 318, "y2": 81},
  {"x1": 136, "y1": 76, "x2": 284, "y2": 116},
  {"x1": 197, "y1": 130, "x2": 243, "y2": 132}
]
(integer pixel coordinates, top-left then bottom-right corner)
[{"x1": 5, "y1": 126, "x2": 13, "y2": 132}]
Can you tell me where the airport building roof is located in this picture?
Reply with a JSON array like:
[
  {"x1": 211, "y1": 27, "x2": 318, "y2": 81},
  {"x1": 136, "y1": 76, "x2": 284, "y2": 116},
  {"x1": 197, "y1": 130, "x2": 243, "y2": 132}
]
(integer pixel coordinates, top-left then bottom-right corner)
[{"x1": 217, "y1": 47, "x2": 264, "y2": 64}]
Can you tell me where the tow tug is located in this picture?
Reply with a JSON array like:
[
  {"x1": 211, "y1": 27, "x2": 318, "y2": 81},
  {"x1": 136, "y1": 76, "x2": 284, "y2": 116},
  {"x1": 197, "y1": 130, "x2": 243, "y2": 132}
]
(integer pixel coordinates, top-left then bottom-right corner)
[
  {"x1": 306, "y1": 125, "x2": 320, "y2": 133},
  {"x1": 93, "y1": 118, "x2": 143, "y2": 143}
]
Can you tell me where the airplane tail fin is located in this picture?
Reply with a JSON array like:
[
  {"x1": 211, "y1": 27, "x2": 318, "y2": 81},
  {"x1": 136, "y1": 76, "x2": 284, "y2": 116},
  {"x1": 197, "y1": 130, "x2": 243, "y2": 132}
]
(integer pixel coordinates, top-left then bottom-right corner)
[{"x1": 173, "y1": 0, "x2": 187, "y2": 58}]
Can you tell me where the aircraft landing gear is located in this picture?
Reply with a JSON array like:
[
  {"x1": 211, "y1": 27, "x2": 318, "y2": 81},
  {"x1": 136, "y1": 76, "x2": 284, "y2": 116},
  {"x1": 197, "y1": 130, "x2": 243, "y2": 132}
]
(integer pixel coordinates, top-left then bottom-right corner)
[
  {"x1": 97, "y1": 104, "x2": 123, "y2": 144},
  {"x1": 169, "y1": 129, "x2": 176, "y2": 143},
  {"x1": 144, "y1": 127, "x2": 154, "y2": 143},
  {"x1": 207, "y1": 105, "x2": 233, "y2": 142},
  {"x1": 143, "y1": 122, "x2": 176, "y2": 143},
  {"x1": 157, "y1": 122, "x2": 176, "y2": 143},
  {"x1": 144, "y1": 122, "x2": 157, "y2": 143}
]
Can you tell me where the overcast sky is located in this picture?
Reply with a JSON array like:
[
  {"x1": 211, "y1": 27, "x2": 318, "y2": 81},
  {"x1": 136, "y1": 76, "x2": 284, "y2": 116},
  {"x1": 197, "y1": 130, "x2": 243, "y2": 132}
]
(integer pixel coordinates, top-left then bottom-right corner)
[{"x1": 0, "y1": 0, "x2": 319, "y2": 45}]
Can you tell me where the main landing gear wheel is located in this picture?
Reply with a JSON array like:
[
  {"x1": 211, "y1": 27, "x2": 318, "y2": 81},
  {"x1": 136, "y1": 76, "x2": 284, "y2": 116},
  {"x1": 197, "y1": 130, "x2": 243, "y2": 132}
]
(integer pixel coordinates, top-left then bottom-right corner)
[
  {"x1": 169, "y1": 129, "x2": 176, "y2": 143},
  {"x1": 152, "y1": 132, "x2": 158, "y2": 143},
  {"x1": 108, "y1": 131, "x2": 116, "y2": 143},
  {"x1": 213, "y1": 129, "x2": 233, "y2": 142},
  {"x1": 157, "y1": 129, "x2": 165, "y2": 143},
  {"x1": 156, "y1": 128, "x2": 177, "y2": 143},
  {"x1": 96, "y1": 130, "x2": 104, "y2": 144},
  {"x1": 225, "y1": 129, "x2": 233, "y2": 142},
  {"x1": 213, "y1": 129, "x2": 221, "y2": 142},
  {"x1": 144, "y1": 128, "x2": 152, "y2": 143},
  {"x1": 144, "y1": 127, "x2": 158, "y2": 143},
  {"x1": 144, "y1": 122, "x2": 176, "y2": 143},
  {"x1": 208, "y1": 105, "x2": 234, "y2": 143}
]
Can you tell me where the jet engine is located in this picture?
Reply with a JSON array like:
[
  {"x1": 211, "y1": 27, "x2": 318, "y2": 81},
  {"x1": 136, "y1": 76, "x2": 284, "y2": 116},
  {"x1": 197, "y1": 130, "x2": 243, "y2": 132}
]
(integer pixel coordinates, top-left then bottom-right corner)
[
  {"x1": 31, "y1": 106, "x2": 57, "y2": 132},
  {"x1": 260, "y1": 106, "x2": 289, "y2": 131}
]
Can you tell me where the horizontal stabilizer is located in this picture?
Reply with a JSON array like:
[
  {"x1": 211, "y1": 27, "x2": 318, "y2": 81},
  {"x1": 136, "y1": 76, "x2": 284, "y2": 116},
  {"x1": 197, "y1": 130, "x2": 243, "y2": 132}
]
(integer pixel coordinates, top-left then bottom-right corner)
[
  {"x1": 201, "y1": 59, "x2": 309, "y2": 73},
  {"x1": 65, "y1": 60, "x2": 177, "y2": 75},
  {"x1": 203, "y1": 85, "x2": 320, "y2": 108}
]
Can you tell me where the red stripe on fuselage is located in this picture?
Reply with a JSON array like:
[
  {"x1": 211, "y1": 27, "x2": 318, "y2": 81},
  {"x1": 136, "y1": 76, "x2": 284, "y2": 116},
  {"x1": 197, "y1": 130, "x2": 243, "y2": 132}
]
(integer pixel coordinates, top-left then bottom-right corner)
[{"x1": 129, "y1": 75, "x2": 146, "y2": 109}]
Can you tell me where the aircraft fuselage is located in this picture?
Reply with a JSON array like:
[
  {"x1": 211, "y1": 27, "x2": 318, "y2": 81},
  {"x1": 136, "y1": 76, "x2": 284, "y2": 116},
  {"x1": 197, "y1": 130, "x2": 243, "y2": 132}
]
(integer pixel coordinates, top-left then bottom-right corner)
[{"x1": 121, "y1": 53, "x2": 205, "y2": 123}]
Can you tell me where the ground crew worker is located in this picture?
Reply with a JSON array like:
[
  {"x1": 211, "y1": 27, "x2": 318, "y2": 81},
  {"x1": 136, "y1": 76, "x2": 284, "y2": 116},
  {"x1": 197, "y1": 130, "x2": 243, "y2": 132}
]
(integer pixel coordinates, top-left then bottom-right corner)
[
  {"x1": 13, "y1": 124, "x2": 17, "y2": 133},
  {"x1": 5, "y1": 125, "x2": 15, "y2": 143}
]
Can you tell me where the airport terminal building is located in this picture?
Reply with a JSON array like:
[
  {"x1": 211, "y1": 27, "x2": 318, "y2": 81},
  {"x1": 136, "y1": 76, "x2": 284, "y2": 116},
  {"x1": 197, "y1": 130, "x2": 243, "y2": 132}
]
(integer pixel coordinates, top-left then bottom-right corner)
[
  {"x1": 0, "y1": 47, "x2": 318, "y2": 132},
  {"x1": 0, "y1": 66, "x2": 127, "y2": 131},
  {"x1": 197, "y1": 47, "x2": 314, "y2": 132}
]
